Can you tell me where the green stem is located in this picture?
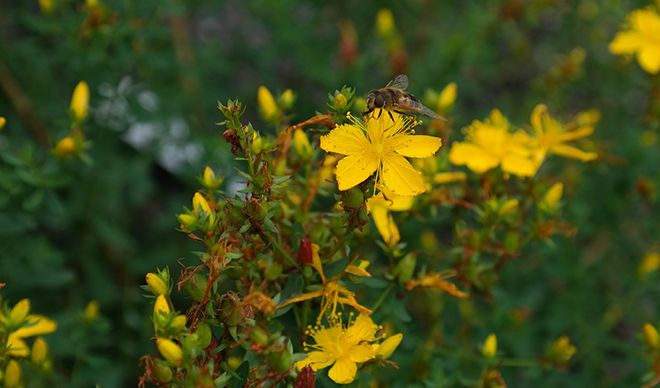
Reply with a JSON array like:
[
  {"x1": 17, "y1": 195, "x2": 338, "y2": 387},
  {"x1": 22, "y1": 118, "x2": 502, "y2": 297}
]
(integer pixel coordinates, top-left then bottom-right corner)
[
  {"x1": 370, "y1": 283, "x2": 396, "y2": 311},
  {"x1": 265, "y1": 232, "x2": 301, "y2": 270}
]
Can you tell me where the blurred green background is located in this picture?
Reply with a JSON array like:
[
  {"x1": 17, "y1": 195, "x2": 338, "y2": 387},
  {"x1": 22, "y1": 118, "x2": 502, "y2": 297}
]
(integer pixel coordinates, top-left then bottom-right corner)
[{"x1": 1, "y1": 0, "x2": 658, "y2": 386}]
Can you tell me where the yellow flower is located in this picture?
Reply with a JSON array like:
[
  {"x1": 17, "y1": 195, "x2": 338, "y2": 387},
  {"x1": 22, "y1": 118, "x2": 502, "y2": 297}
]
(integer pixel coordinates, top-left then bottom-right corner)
[
  {"x1": 70, "y1": 81, "x2": 90, "y2": 122},
  {"x1": 321, "y1": 111, "x2": 442, "y2": 196},
  {"x1": 482, "y1": 333, "x2": 497, "y2": 358},
  {"x1": 257, "y1": 85, "x2": 279, "y2": 122},
  {"x1": 366, "y1": 189, "x2": 413, "y2": 246},
  {"x1": 278, "y1": 244, "x2": 372, "y2": 317},
  {"x1": 449, "y1": 109, "x2": 537, "y2": 177},
  {"x1": 4, "y1": 360, "x2": 21, "y2": 387},
  {"x1": 609, "y1": 7, "x2": 660, "y2": 74},
  {"x1": 529, "y1": 104, "x2": 597, "y2": 165},
  {"x1": 154, "y1": 295, "x2": 171, "y2": 316},
  {"x1": 0, "y1": 116, "x2": 6, "y2": 129},
  {"x1": 296, "y1": 314, "x2": 400, "y2": 384}
]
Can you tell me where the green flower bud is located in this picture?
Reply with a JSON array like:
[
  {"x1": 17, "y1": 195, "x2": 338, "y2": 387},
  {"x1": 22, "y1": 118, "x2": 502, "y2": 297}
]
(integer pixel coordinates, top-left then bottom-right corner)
[
  {"x1": 249, "y1": 327, "x2": 270, "y2": 347},
  {"x1": 343, "y1": 188, "x2": 364, "y2": 209},
  {"x1": 185, "y1": 273, "x2": 208, "y2": 303},
  {"x1": 153, "y1": 359, "x2": 173, "y2": 383},
  {"x1": 195, "y1": 323, "x2": 213, "y2": 349}
]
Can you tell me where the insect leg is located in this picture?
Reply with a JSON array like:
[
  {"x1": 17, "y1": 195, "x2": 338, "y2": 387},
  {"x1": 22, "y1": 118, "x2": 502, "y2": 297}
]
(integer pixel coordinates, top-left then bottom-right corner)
[{"x1": 362, "y1": 108, "x2": 374, "y2": 117}]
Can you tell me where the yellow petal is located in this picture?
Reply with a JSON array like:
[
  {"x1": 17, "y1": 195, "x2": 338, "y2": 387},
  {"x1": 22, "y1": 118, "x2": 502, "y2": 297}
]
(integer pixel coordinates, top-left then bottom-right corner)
[
  {"x1": 277, "y1": 289, "x2": 324, "y2": 309},
  {"x1": 296, "y1": 350, "x2": 335, "y2": 371},
  {"x1": 433, "y1": 171, "x2": 466, "y2": 184},
  {"x1": 437, "y1": 82, "x2": 457, "y2": 111},
  {"x1": 367, "y1": 196, "x2": 400, "y2": 246},
  {"x1": 376, "y1": 333, "x2": 403, "y2": 359},
  {"x1": 11, "y1": 315, "x2": 57, "y2": 338},
  {"x1": 550, "y1": 144, "x2": 597, "y2": 161},
  {"x1": 557, "y1": 126, "x2": 594, "y2": 142},
  {"x1": 70, "y1": 81, "x2": 90, "y2": 122},
  {"x1": 320, "y1": 124, "x2": 370, "y2": 156},
  {"x1": 335, "y1": 153, "x2": 379, "y2": 191},
  {"x1": 7, "y1": 334, "x2": 29, "y2": 357},
  {"x1": 609, "y1": 32, "x2": 643, "y2": 54},
  {"x1": 349, "y1": 343, "x2": 376, "y2": 363},
  {"x1": 327, "y1": 358, "x2": 358, "y2": 384},
  {"x1": 311, "y1": 243, "x2": 325, "y2": 283},
  {"x1": 345, "y1": 261, "x2": 372, "y2": 277},
  {"x1": 345, "y1": 314, "x2": 378, "y2": 343},
  {"x1": 638, "y1": 47, "x2": 660, "y2": 74},
  {"x1": 501, "y1": 153, "x2": 538, "y2": 177},
  {"x1": 449, "y1": 142, "x2": 499, "y2": 173},
  {"x1": 381, "y1": 154, "x2": 426, "y2": 196},
  {"x1": 390, "y1": 135, "x2": 442, "y2": 158}
]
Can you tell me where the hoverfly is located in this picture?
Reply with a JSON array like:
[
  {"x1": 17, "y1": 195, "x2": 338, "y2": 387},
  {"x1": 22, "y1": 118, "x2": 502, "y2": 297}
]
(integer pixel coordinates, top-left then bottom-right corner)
[{"x1": 364, "y1": 74, "x2": 444, "y2": 121}]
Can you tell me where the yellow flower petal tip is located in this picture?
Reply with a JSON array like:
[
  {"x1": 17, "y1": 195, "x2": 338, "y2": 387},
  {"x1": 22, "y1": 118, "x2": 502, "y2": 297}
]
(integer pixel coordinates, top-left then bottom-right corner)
[{"x1": 376, "y1": 333, "x2": 403, "y2": 359}]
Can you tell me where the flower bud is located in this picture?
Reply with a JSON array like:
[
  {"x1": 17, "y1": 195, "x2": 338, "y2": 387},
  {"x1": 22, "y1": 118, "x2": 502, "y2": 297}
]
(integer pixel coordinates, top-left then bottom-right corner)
[
  {"x1": 154, "y1": 295, "x2": 171, "y2": 316},
  {"x1": 171, "y1": 315, "x2": 187, "y2": 332},
  {"x1": 70, "y1": 81, "x2": 90, "y2": 122},
  {"x1": 146, "y1": 272, "x2": 169, "y2": 296},
  {"x1": 153, "y1": 359, "x2": 173, "y2": 383},
  {"x1": 201, "y1": 166, "x2": 222, "y2": 189},
  {"x1": 482, "y1": 333, "x2": 497, "y2": 358},
  {"x1": 541, "y1": 182, "x2": 563, "y2": 213},
  {"x1": 32, "y1": 337, "x2": 48, "y2": 364},
  {"x1": 279, "y1": 89, "x2": 296, "y2": 110},
  {"x1": 437, "y1": 82, "x2": 457, "y2": 112},
  {"x1": 9, "y1": 299, "x2": 30, "y2": 326},
  {"x1": 333, "y1": 92, "x2": 348, "y2": 111},
  {"x1": 0, "y1": 117, "x2": 5, "y2": 129},
  {"x1": 395, "y1": 253, "x2": 416, "y2": 284},
  {"x1": 250, "y1": 327, "x2": 270, "y2": 347},
  {"x1": 219, "y1": 294, "x2": 244, "y2": 327},
  {"x1": 192, "y1": 192, "x2": 215, "y2": 229},
  {"x1": 267, "y1": 341, "x2": 292, "y2": 373},
  {"x1": 376, "y1": 8, "x2": 395, "y2": 37},
  {"x1": 185, "y1": 273, "x2": 208, "y2": 302},
  {"x1": 157, "y1": 338, "x2": 183, "y2": 365},
  {"x1": 4, "y1": 360, "x2": 21, "y2": 387},
  {"x1": 195, "y1": 323, "x2": 212, "y2": 349},
  {"x1": 54, "y1": 136, "x2": 78, "y2": 159},
  {"x1": 376, "y1": 333, "x2": 403, "y2": 359},
  {"x1": 296, "y1": 237, "x2": 313, "y2": 266},
  {"x1": 257, "y1": 86, "x2": 279, "y2": 122},
  {"x1": 39, "y1": 0, "x2": 55, "y2": 14},
  {"x1": 293, "y1": 129, "x2": 313, "y2": 160},
  {"x1": 639, "y1": 252, "x2": 660, "y2": 278},
  {"x1": 294, "y1": 365, "x2": 315, "y2": 388},
  {"x1": 343, "y1": 188, "x2": 364, "y2": 209},
  {"x1": 546, "y1": 336, "x2": 576, "y2": 363},
  {"x1": 643, "y1": 323, "x2": 660, "y2": 350},
  {"x1": 84, "y1": 300, "x2": 99, "y2": 321},
  {"x1": 499, "y1": 199, "x2": 519, "y2": 217}
]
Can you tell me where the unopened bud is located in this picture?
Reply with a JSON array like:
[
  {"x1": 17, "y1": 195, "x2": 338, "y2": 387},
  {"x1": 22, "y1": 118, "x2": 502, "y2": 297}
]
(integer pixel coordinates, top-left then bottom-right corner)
[
  {"x1": 482, "y1": 333, "x2": 497, "y2": 358},
  {"x1": 70, "y1": 81, "x2": 90, "y2": 122},
  {"x1": 4, "y1": 360, "x2": 21, "y2": 387},
  {"x1": 201, "y1": 166, "x2": 222, "y2": 189},
  {"x1": 9, "y1": 299, "x2": 30, "y2": 326},
  {"x1": 54, "y1": 136, "x2": 78, "y2": 159},
  {"x1": 343, "y1": 188, "x2": 364, "y2": 209},
  {"x1": 297, "y1": 237, "x2": 314, "y2": 266},
  {"x1": 395, "y1": 253, "x2": 416, "y2": 284},
  {"x1": 185, "y1": 273, "x2": 208, "y2": 302},
  {"x1": 250, "y1": 327, "x2": 270, "y2": 346},
  {"x1": 258, "y1": 86, "x2": 279, "y2": 122},
  {"x1": 153, "y1": 359, "x2": 173, "y2": 383},
  {"x1": 171, "y1": 315, "x2": 187, "y2": 332},
  {"x1": 279, "y1": 89, "x2": 296, "y2": 110},
  {"x1": 643, "y1": 323, "x2": 660, "y2": 350},
  {"x1": 293, "y1": 129, "x2": 313, "y2": 160},
  {"x1": 219, "y1": 294, "x2": 244, "y2": 326},
  {"x1": 146, "y1": 272, "x2": 169, "y2": 296},
  {"x1": 195, "y1": 323, "x2": 212, "y2": 349},
  {"x1": 267, "y1": 341, "x2": 293, "y2": 373},
  {"x1": 157, "y1": 338, "x2": 183, "y2": 365},
  {"x1": 32, "y1": 337, "x2": 48, "y2": 364}
]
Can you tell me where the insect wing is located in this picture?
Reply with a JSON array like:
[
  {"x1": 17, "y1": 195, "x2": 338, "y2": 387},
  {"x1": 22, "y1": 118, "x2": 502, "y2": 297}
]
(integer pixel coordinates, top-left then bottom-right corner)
[
  {"x1": 385, "y1": 74, "x2": 409, "y2": 91},
  {"x1": 398, "y1": 97, "x2": 445, "y2": 120}
]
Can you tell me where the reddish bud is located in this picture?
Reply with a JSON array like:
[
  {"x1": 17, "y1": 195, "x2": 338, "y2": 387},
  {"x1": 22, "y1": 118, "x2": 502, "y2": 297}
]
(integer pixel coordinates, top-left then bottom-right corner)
[
  {"x1": 294, "y1": 365, "x2": 315, "y2": 388},
  {"x1": 297, "y1": 237, "x2": 313, "y2": 265}
]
